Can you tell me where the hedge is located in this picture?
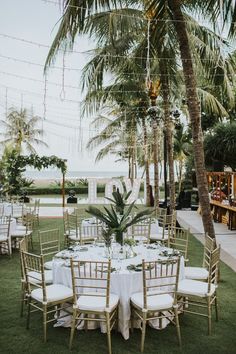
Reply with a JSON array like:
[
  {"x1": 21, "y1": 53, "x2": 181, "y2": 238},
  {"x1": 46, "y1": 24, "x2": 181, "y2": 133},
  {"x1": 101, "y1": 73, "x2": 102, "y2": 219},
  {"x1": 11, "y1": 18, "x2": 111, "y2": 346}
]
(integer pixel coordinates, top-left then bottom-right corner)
[{"x1": 27, "y1": 185, "x2": 105, "y2": 195}]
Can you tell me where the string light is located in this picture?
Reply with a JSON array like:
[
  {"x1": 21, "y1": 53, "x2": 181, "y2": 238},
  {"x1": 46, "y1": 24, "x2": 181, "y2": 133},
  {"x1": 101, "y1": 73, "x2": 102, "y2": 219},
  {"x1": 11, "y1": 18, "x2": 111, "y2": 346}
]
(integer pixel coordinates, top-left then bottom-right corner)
[{"x1": 0, "y1": 32, "x2": 228, "y2": 61}]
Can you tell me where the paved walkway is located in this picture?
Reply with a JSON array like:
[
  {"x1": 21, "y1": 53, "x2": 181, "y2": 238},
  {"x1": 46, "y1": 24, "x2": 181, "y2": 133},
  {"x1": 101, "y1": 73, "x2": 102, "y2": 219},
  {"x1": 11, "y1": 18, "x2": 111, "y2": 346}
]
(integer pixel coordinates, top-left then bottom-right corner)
[{"x1": 177, "y1": 210, "x2": 236, "y2": 272}]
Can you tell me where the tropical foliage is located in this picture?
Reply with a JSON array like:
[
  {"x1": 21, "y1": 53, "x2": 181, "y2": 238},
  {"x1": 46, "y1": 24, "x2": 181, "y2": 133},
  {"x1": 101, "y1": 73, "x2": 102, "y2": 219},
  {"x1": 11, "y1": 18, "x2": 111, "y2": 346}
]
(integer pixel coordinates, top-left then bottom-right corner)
[
  {"x1": 86, "y1": 202, "x2": 152, "y2": 244},
  {"x1": 0, "y1": 108, "x2": 47, "y2": 154}
]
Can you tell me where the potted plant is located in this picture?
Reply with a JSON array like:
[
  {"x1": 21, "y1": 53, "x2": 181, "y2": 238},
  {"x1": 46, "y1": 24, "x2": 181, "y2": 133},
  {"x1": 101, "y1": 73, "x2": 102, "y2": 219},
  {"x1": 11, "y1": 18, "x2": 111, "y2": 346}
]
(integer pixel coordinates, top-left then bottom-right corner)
[
  {"x1": 105, "y1": 189, "x2": 132, "y2": 215},
  {"x1": 86, "y1": 202, "x2": 152, "y2": 246}
]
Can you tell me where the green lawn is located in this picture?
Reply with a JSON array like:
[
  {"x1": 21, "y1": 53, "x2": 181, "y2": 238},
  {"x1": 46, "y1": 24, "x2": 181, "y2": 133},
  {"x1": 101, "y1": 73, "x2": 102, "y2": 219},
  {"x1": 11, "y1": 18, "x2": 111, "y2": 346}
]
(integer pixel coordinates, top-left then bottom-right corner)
[{"x1": 0, "y1": 218, "x2": 236, "y2": 354}]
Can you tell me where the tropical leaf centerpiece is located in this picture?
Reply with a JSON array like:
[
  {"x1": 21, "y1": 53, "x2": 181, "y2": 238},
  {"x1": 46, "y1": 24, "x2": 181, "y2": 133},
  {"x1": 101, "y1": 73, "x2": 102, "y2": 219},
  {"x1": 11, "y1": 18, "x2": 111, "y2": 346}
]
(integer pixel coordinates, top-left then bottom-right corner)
[
  {"x1": 86, "y1": 202, "x2": 152, "y2": 245},
  {"x1": 105, "y1": 189, "x2": 132, "y2": 215}
]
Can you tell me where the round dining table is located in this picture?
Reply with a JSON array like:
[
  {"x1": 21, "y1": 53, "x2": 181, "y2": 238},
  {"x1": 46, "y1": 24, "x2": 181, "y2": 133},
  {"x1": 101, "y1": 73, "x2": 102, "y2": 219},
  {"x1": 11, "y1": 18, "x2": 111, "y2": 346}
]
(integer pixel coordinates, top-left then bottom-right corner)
[{"x1": 52, "y1": 243, "x2": 184, "y2": 340}]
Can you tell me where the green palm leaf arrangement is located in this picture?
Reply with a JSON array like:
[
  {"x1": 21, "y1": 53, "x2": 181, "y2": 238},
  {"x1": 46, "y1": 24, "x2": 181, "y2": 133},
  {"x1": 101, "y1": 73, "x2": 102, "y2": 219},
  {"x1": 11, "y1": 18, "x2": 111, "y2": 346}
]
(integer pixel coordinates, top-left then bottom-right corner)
[
  {"x1": 86, "y1": 202, "x2": 152, "y2": 245},
  {"x1": 105, "y1": 189, "x2": 132, "y2": 215}
]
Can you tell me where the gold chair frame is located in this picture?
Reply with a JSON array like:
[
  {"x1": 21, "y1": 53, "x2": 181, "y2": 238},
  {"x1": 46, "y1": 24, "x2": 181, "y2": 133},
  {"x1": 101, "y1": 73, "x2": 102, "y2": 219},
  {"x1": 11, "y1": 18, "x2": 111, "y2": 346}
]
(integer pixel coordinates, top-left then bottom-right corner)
[
  {"x1": 38, "y1": 228, "x2": 60, "y2": 262},
  {"x1": 22, "y1": 250, "x2": 73, "y2": 342},
  {"x1": 69, "y1": 259, "x2": 119, "y2": 354},
  {"x1": 130, "y1": 257, "x2": 181, "y2": 352},
  {"x1": 168, "y1": 226, "x2": 190, "y2": 261},
  {"x1": 0, "y1": 216, "x2": 11, "y2": 256},
  {"x1": 177, "y1": 246, "x2": 220, "y2": 335}
]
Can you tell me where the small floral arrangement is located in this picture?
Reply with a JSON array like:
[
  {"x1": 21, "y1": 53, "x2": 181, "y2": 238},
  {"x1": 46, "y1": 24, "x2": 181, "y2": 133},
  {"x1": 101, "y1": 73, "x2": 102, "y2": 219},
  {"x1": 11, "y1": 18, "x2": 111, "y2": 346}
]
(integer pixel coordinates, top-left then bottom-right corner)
[{"x1": 124, "y1": 238, "x2": 136, "y2": 247}]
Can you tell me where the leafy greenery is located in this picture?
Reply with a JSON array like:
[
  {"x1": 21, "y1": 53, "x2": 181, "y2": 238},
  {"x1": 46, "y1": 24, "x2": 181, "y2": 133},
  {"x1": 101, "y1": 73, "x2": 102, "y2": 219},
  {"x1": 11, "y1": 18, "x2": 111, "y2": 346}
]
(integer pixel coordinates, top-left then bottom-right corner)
[
  {"x1": 1, "y1": 150, "x2": 67, "y2": 196},
  {"x1": 86, "y1": 203, "x2": 152, "y2": 244},
  {"x1": 204, "y1": 122, "x2": 236, "y2": 170},
  {"x1": 105, "y1": 190, "x2": 132, "y2": 215}
]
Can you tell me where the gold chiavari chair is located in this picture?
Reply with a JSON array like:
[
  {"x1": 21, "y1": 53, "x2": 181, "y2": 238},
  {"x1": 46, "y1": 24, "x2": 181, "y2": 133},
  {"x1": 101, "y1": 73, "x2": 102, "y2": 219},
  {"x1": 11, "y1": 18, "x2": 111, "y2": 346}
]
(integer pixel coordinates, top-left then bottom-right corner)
[
  {"x1": 153, "y1": 207, "x2": 167, "y2": 219},
  {"x1": 11, "y1": 203, "x2": 24, "y2": 223},
  {"x1": 69, "y1": 259, "x2": 119, "y2": 354},
  {"x1": 79, "y1": 222, "x2": 103, "y2": 245},
  {"x1": 38, "y1": 228, "x2": 60, "y2": 270},
  {"x1": 63, "y1": 210, "x2": 79, "y2": 246},
  {"x1": 22, "y1": 250, "x2": 73, "y2": 342},
  {"x1": 11, "y1": 212, "x2": 34, "y2": 250},
  {"x1": 130, "y1": 257, "x2": 181, "y2": 352},
  {"x1": 33, "y1": 199, "x2": 40, "y2": 225},
  {"x1": 0, "y1": 216, "x2": 11, "y2": 256},
  {"x1": 150, "y1": 212, "x2": 176, "y2": 244},
  {"x1": 20, "y1": 238, "x2": 54, "y2": 317},
  {"x1": 177, "y1": 246, "x2": 220, "y2": 335},
  {"x1": 184, "y1": 234, "x2": 217, "y2": 281},
  {"x1": 168, "y1": 226, "x2": 190, "y2": 262},
  {"x1": 130, "y1": 220, "x2": 151, "y2": 243}
]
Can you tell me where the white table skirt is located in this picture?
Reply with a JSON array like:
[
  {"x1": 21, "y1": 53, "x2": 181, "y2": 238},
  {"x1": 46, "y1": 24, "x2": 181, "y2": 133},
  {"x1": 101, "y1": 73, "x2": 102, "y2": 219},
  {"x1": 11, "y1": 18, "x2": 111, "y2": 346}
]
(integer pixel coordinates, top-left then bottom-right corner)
[{"x1": 53, "y1": 244, "x2": 184, "y2": 339}]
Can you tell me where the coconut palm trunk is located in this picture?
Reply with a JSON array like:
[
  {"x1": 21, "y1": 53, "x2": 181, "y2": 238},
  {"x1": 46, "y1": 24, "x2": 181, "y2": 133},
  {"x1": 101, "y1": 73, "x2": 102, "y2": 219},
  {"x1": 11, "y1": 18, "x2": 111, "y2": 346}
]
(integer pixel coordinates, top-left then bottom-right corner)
[
  {"x1": 152, "y1": 118, "x2": 159, "y2": 207},
  {"x1": 169, "y1": 0, "x2": 215, "y2": 238},
  {"x1": 141, "y1": 116, "x2": 151, "y2": 206},
  {"x1": 160, "y1": 65, "x2": 175, "y2": 214}
]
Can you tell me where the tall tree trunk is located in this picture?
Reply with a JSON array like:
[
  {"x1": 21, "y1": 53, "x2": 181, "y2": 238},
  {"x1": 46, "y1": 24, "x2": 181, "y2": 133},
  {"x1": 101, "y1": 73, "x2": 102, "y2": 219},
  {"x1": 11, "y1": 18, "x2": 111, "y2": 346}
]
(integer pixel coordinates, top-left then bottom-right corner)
[
  {"x1": 152, "y1": 119, "x2": 159, "y2": 207},
  {"x1": 169, "y1": 0, "x2": 215, "y2": 238},
  {"x1": 142, "y1": 116, "x2": 151, "y2": 206},
  {"x1": 160, "y1": 64, "x2": 175, "y2": 214}
]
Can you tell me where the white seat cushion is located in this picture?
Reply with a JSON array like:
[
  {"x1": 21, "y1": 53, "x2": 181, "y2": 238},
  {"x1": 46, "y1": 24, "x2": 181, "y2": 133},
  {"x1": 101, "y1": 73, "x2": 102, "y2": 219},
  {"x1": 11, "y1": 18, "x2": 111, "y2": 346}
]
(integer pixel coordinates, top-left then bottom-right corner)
[
  {"x1": 28, "y1": 270, "x2": 53, "y2": 284},
  {"x1": 44, "y1": 260, "x2": 53, "y2": 270},
  {"x1": 16, "y1": 226, "x2": 27, "y2": 231},
  {"x1": 77, "y1": 292, "x2": 119, "y2": 313},
  {"x1": 31, "y1": 284, "x2": 73, "y2": 303},
  {"x1": 150, "y1": 233, "x2": 168, "y2": 241},
  {"x1": 131, "y1": 291, "x2": 174, "y2": 311},
  {"x1": 177, "y1": 279, "x2": 216, "y2": 298},
  {"x1": 0, "y1": 236, "x2": 8, "y2": 242},
  {"x1": 184, "y1": 266, "x2": 209, "y2": 280}
]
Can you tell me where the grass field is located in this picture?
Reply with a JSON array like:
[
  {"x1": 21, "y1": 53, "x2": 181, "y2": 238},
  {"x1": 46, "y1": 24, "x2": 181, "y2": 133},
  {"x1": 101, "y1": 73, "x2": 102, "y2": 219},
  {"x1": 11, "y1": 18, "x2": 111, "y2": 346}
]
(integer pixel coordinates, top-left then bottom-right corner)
[{"x1": 0, "y1": 217, "x2": 236, "y2": 354}]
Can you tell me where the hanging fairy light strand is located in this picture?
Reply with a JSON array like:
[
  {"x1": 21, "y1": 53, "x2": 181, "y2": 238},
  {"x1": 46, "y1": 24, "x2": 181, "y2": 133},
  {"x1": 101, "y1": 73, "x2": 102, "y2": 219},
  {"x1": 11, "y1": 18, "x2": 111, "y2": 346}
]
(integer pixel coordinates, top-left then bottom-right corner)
[{"x1": 145, "y1": 19, "x2": 151, "y2": 89}]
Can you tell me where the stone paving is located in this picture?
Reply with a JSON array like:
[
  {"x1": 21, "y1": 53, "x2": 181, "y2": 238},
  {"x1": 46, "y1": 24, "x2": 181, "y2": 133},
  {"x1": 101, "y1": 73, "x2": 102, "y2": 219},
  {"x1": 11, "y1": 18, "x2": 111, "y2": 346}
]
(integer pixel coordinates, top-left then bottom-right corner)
[{"x1": 177, "y1": 210, "x2": 236, "y2": 272}]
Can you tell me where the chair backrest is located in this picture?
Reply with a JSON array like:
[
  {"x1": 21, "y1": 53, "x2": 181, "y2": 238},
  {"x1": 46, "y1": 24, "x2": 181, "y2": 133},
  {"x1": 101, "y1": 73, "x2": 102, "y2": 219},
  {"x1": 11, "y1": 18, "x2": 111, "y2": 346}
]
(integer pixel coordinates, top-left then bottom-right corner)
[
  {"x1": 203, "y1": 234, "x2": 217, "y2": 268},
  {"x1": 34, "y1": 199, "x2": 40, "y2": 214},
  {"x1": 208, "y1": 246, "x2": 221, "y2": 290},
  {"x1": 11, "y1": 203, "x2": 24, "y2": 218},
  {"x1": 23, "y1": 212, "x2": 34, "y2": 232},
  {"x1": 80, "y1": 223, "x2": 103, "y2": 244},
  {"x1": 0, "y1": 204, "x2": 4, "y2": 216},
  {"x1": 154, "y1": 207, "x2": 167, "y2": 219},
  {"x1": 38, "y1": 229, "x2": 60, "y2": 260},
  {"x1": 70, "y1": 259, "x2": 111, "y2": 308},
  {"x1": 0, "y1": 216, "x2": 10, "y2": 234},
  {"x1": 131, "y1": 221, "x2": 151, "y2": 243},
  {"x1": 168, "y1": 226, "x2": 189, "y2": 260},
  {"x1": 142, "y1": 257, "x2": 180, "y2": 310},
  {"x1": 22, "y1": 250, "x2": 47, "y2": 300}
]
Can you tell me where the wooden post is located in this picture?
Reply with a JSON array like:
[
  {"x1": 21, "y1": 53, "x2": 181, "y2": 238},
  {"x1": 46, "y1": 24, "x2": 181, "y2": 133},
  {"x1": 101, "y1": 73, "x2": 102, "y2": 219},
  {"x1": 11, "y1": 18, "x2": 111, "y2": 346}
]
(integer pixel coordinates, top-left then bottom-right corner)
[{"x1": 62, "y1": 171, "x2": 65, "y2": 208}]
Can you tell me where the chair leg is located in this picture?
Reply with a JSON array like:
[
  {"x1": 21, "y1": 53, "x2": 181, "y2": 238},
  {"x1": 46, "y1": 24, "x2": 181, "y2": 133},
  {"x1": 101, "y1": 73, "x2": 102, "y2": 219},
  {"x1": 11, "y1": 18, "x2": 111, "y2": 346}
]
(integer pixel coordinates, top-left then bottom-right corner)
[
  {"x1": 20, "y1": 283, "x2": 26, "y2": 317},
  {"x1": 43, "y1": 305, "x2": 47, "y2": 342},
  {"x1": 141, "y1": 312, "x2": 147, "y2": 353},
  {"x1": 106, "y1": 312, "x2": 112, "y2": 354},
  {"x1": 69, "y1": 309, "x2": 77, "y2": 350},
  {"x1": 207, "y1": 297, "x2": 212, "y2": 335},
  {"x1": 214, "y1": 294, "x2": 219, "y2": 321},
  {"x1": 26, "y1": 297, "x2": 31, "y2": 329},
  {"x1": 130, "y1": 305, "x2": 134, "y2": 333},
  {"x1": 174, "y1": 306, "x2": 182, "y2": 346}
]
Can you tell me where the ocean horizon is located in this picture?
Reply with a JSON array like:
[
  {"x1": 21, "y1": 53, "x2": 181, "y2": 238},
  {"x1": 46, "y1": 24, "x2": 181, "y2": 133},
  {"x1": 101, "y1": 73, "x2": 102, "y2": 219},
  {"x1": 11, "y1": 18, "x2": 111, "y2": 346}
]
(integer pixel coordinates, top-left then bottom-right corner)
[{"x1": 23, "y1": 170, "x2": 132, "y2": 180}]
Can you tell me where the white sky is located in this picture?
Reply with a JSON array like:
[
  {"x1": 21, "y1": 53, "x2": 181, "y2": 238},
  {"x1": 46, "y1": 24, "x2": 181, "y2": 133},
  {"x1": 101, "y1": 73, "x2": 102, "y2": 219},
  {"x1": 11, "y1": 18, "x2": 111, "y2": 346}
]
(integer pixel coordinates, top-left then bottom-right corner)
[{"x1": 0, "y1": 0, "x2": 128, "y2": 173}]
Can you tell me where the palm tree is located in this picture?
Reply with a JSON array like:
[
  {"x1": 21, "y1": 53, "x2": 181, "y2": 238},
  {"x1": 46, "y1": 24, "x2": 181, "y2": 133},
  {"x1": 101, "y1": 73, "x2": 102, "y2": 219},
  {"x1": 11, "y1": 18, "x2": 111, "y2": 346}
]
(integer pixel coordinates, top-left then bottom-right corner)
[
  {"x1": 45, "y1": 0, "x2": 236, "y2": 238},
  {"x1": 0, "y1": 108, "x2": 48, "y2": 154}
]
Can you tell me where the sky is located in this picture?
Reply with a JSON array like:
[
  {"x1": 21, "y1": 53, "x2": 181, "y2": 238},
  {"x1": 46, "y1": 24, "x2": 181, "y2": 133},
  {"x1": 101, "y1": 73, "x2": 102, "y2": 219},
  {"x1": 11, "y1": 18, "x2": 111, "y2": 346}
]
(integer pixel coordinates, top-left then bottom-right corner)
[{"x1": 0, "y1": 0, "x2": 128, "y2": 173}]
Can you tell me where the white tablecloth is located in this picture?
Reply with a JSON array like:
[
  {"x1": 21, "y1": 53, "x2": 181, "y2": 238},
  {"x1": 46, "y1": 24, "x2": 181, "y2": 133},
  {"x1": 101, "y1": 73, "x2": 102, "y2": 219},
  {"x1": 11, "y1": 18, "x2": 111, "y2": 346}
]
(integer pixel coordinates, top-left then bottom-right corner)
[{"x1": 53, "y1": 244, "x2": 184, "y2": 339}]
